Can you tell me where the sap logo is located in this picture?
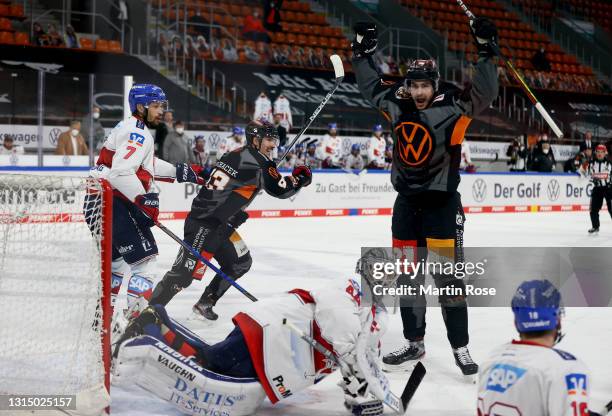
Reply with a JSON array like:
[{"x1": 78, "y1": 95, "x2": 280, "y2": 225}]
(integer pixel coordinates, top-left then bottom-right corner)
[
  {"x1": 486, "y1": 364, "x2": 526, "y2": 393},
  {"x1": 118, "y1": 244, "x2": 134, "y2": 254},
  {"x1": 566, "y1": 373, "x2": 587, "y2": 395},
  {"x1": 128, "y1": 132, "x2": 145, "y2": 146},
  {"x1": 111, "y1": 274, "x2": 123, "y2": 289},
  {"x1": 272, "y1": 375, "x2": 292, "y2": 398},
  {"x1": 128, "y1": 276, "x2": 153, "y2": 292}
]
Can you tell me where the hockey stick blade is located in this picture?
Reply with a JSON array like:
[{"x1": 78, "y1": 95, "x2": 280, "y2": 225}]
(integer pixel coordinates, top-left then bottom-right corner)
[
  {"x1": 279, "y1": 55, "x2": 344, "y2": 161},
  {"x1": 401, "y1": 362, "x2": 426, "y2": 411}
]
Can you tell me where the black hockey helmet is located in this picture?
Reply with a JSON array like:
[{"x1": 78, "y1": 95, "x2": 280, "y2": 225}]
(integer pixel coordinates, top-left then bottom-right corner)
[
  {"x1": 245, "y1": 120, "x2": 280, "y2": 145},
  {"x1": 405, "y1": 59, "x2": 440, "y2": 91}
]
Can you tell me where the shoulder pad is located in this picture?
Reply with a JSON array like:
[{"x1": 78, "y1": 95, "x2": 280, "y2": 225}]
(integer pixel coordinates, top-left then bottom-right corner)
[
  {"x1": 136, "y1": 119, "x2": 145, "y2": 129},
  {"x1": 552, "y1": 348, "x2": 577, "y2": 360}
]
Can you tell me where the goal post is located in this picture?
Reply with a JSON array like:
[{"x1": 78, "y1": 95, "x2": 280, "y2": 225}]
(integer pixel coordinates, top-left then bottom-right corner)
[{"x1": 0, "y1": 174, "x2": 113, "y2": 415}]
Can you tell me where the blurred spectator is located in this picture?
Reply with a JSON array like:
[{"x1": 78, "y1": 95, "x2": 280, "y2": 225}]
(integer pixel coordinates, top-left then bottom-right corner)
[
  {"x1": 55, "y1": 121, "x2": 88, "y2": 155},
  {"x1": 272, "y1": 114, "x2": 288, "y2": 146},
  {"x1": 304, "y1": 141, "x2": 321, "y2": 169},
  {"x1": 263, "y1": 0, "x2": 283, "y2": 32},
  {"x1": 244, "y1": 43, "x2": 261, "y2": 63},
  {"x1": 277, "y1": 147, "x2": 297, "y2": 169},
  {"x1": 529, "y1": 136, "x2": 556, "y2": 172},
  {"x1": 254, "y1": 92, "x2": 272, "y2": 122},
  {"x1": 218, "y1": 127, "x2": 245, "y2": 157},
  {"x1": 196, "y1": 35, "x2": 211, "y2": 59},
  {"x1": 190, "y1": 8, "x2": 211, "y2": 39},
  {"x1": 318, "y1": 123, "x2": 342, "y2": 168},
  {"x1": 191, "y1": 136, "x2": 209, "y2": 168},
  {"x1": 272, "y1": 44, "x2": 289, "y2": 65},
  {"x1": 242, "y1": 9, "x2": 270, "y2": 43},
  {"x1": 163, "y1": 120, "x2": 192, "y2": 164},
  {"x1": 580, "y1": 131, "x2": 595, "y2": 152},
  {"x1": 185, "y1": 36, "x2": 198, "y2": 57},
  {"x1": 506, "y1": 136, "x2": 528, "y2": 172},
  {"x1": 171, "y1": 35, "x2": 183, "y2": 56},
  {"x1": 308, "y1": 48, "x2": 323, "y2": 68},
  {"x1": 273, "y1": 94, "x2": 292, "y2": 131},
  {"x1": 344, "y1": 143, "x2": 365, "y2": 170},
  {"x1": 460, "y1": 141, "x2": 476, "y2": 172},
  {"x1": 81, "y1": 106, "x2": 106, "y2": 151},
  {"x1": 221, "y1": 38, "x2": 238, "y2": 62},
  {"x1": 531, "y1": 45, "x2": 551, "y2": 72},
  {"x1": 255, "y1": 42, "x2": 270, "y2": 63},
  {"x1": 0, "y1": 136, "x2": 25, "y2": 155},
  {"x1": 33, "y1": 23, "x2": 50, "y2": 46},
  {"x1": 64, "y1": 25, "x2": 79, "y2": 48},
  {"x1": 367, "y1": 124, "x2": 386, "y2": 169},
  {"x1": 155, "y1": 110, "x2": 174, "y2": 158},
  {"x1": 294, "y1": 142, "x2": 306, "y2": 165},
  {"x1": 564, "y1": 147, "x2": 591, "y2": 173},
  {"x1": 375, "y1": 52, "x2": 390, "y2": 74}
]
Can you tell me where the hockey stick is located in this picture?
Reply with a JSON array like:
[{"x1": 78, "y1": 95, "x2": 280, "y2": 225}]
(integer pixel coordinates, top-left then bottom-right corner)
[
  {"x1": 152, "y1": 220, "x2": 258, "y2": 302},
  {"x1": 279, "y1": 54, "x2": 345, "y2": 161},
  {"x1": 283, "y1": 318, "x2": 425, "y2": 414},
  {"x1": 455, "y1": 0, "x2": 564, "y2": 139}
]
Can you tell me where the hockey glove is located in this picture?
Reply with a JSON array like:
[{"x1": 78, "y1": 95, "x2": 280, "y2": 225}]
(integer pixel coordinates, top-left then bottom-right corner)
[
  {"x1": 352, "y1": 22, "x2": 377, "y2": 58},
  {"x1": 292, "y1": 164, "x2": 312, "y2": 187},
  {"x1": 176, "y1": 163, "x2": 207, "y2": 185},
  {"x1": 228, "y1": 210, "x2": 249, "y2": 229},
  {"x1": 134, "y1": 193, "x2": 160, "y2": 227},
  {"x1": 344, "y1": 393, "x2": 383, "y2": 416},
  {"x1": 470, "y1": 17, "x2": 498, "y2": 58}
]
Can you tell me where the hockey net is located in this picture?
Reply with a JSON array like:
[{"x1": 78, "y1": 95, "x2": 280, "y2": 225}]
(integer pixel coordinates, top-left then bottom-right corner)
[{"x1": 0, "y1": 174, "x2": 112, "y2": 415}]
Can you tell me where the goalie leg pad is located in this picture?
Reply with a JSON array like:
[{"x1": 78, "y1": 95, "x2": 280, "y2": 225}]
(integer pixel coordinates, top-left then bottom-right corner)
[{"x1": 114, "y1": 335, "x2": 266, "y2": 416}]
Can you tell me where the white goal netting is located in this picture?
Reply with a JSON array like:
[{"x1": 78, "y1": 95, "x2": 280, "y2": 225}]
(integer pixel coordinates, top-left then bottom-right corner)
[{"x1": 0, "y1": 174, "x2": 111, "y2": 415}]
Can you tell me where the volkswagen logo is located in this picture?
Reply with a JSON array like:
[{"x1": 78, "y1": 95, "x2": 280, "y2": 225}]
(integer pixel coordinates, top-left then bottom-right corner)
[
  {"x1": 208, "y1": 133, "x2": 221, "y2": 150},
  {"x1": 49, "y1": 128, "x2": 62, "y2": 146},
  {"x1": 472, "y1": 178, "x2": 487, "y2": 202},
  {"x1": 547, "y1": 179, "x2": 560, "y2": 201}
]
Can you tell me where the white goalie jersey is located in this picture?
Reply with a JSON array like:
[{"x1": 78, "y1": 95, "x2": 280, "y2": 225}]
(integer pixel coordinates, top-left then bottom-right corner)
[{"x1": 478, "y1": 340, "x2": 592, "y2": 416}]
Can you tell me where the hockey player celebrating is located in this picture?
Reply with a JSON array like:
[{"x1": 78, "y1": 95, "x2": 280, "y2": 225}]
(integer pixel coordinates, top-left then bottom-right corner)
[
  {"x1": 352, "y1": 16, "x2": 499, "y2": 376},
  {"x1": 148, "y1": 120, "x2": 312, "y2": 320},
  {"x1": 318, "y1": 122, "x2": 343, "y2": 168},
  {"x1": 85, "y1": 83, "x2": 205, "y2": 316},
  {"x1": 114, "y1": 249, "x2": 399, "y2": 416},
  {"x1": 366, "y1": 124, "x2": 386, "y2": 169},
  {"x1": 580, "y1": 144, "x2": 612, "y2": 234},
  {"x1": 478, "y1": 279, "x2": 612, "y2": 416}
]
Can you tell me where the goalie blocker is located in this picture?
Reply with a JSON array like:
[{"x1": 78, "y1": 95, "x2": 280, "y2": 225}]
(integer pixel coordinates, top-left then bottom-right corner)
[{"x1": 114, "y1": 278, "x2": 389, "y2": 416}]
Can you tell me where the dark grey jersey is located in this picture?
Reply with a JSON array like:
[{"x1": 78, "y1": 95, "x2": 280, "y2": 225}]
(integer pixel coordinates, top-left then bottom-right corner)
[
  {"x1": 189, "y1": 146, "x2": 301, "y2": 222},
  {"x1": 353, "y1": 56, "x2": 499, "y2": 195}
]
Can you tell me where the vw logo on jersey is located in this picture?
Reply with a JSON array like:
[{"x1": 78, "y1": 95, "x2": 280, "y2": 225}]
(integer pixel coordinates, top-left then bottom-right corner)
[
  {"x1": 394, "y1": 122, "x2": 433, "y2": 167},
  {"x1": 472, "y1": 178, "x2": 487, "y2": 202},
  {"x1": 547, "y1": 179, "x2": 560, "y2": 201},
  {"x1": 486, "y1": 363, "x2": 526, "y2": 393},
  {"x1": 48, "y1": 128, "x2": 62, "y2": 146}
]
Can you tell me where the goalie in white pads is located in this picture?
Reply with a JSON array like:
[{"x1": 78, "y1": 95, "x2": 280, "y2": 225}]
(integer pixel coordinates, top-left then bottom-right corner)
[
  {"x1": 114, "y1": 250, "x2": 401, "y2": 416},
  {"x1": 85, "y1": 84, "x2": 205, "y2": 318},
  {"x1": 478, "y1": 279, "x2": 611, "y2": 416}
]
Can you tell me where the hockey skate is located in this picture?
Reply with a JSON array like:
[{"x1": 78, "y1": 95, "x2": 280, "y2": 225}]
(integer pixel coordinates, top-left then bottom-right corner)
[
  {"x1": 453, "y1": 346, "x2": 478, "y2": 382},
  {"x1": 382, "y1": 340, "x2": 425, "y2": 372},
  {"x1": 192, "y1": 301, "x2": 219, "y2": 321},
  {"x1": 588, "y1": 227, "x2": 599, "y2": 234}
]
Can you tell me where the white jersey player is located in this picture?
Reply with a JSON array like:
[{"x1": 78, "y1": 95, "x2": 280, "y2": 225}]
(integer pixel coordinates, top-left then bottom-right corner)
[
  {"x1": 114, "y1": 249, "x2": 405, "y2": 416},
  {"x1": 478, "y1": 279, "x2": 611, "y2": 416},
  {"x1": 345, "y1": 143, "x2": 365, "y2": 170},
  {"x1": 273, "y1": 94, "x2": 292, "y2": 130},
  {"x1": 253, "y1": 92, "x2": 272, "y2": 123},
  {"x1": 318, "y1": 122, "x2": 343, "y2": 168},
  {"x1": 86, "y1": 84, "x2": 205, "y2": 315},
  {"x1": 366, "y1": 124, "x2": 386, "y2": 169},
  {"x1": 217, "y1": 127, "x2": 245, "y2": 157}
]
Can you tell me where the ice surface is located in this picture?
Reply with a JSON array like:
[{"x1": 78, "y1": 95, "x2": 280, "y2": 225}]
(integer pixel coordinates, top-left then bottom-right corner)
[{"x1": 110, "y1": 212, "x2": 612, "y2": 415}]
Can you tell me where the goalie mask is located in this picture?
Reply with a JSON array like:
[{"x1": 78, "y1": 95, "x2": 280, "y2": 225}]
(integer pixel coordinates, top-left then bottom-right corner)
[{"x1": 356, "y1": 247, "x2": 399, "y2": 306}]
